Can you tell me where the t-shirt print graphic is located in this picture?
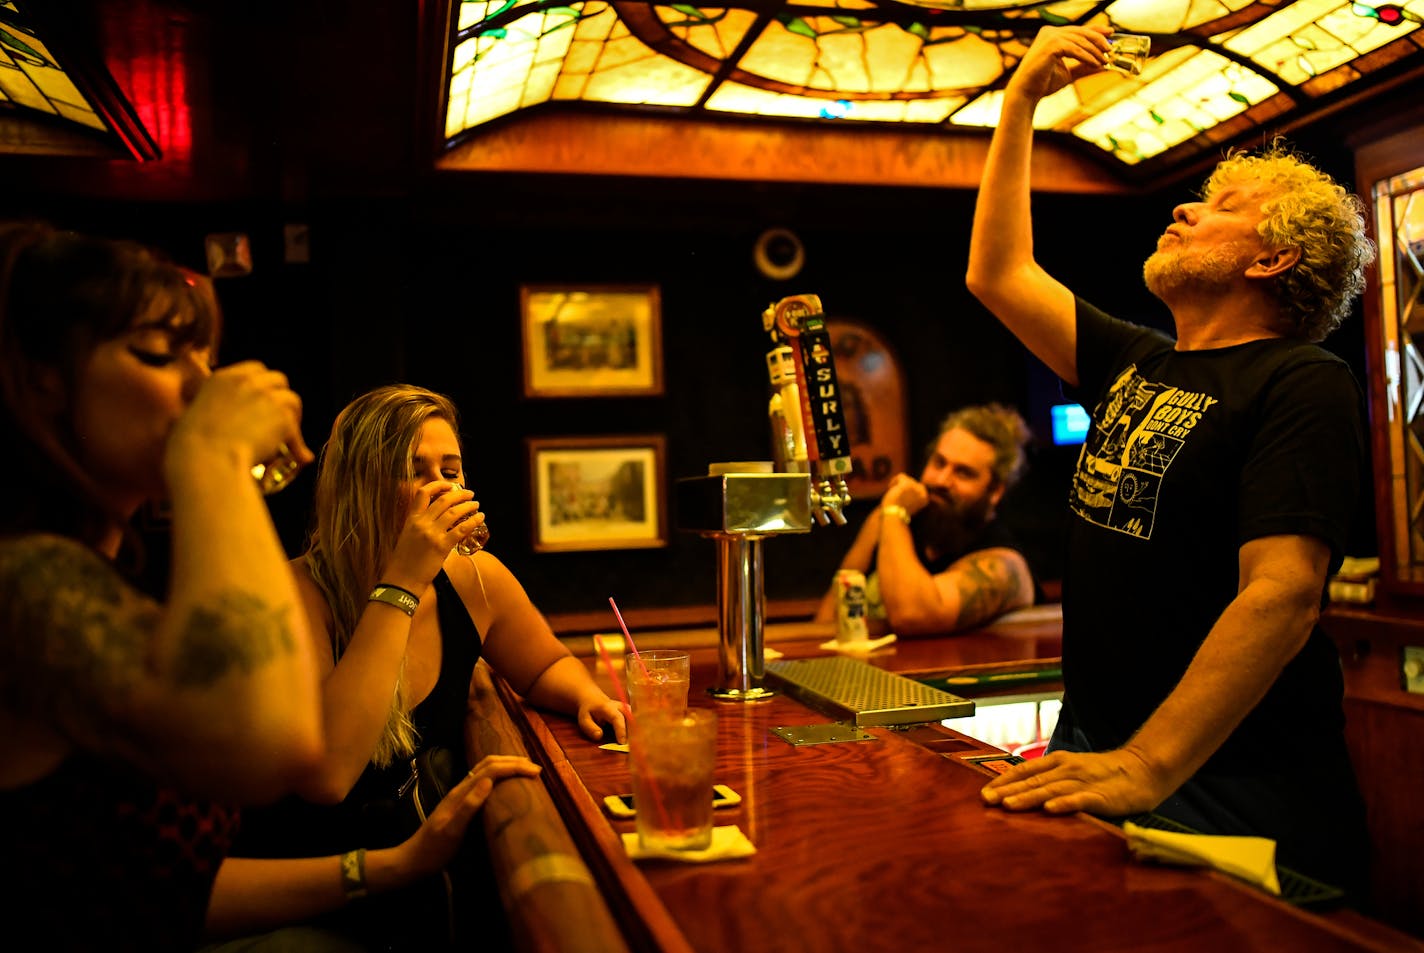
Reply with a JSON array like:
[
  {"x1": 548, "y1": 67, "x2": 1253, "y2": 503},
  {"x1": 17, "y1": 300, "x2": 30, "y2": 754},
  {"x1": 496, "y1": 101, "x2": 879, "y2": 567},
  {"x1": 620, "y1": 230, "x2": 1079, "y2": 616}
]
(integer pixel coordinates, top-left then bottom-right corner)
[{"x1": 1072, "y1": 364, "x2": 1216, "y2": 539}]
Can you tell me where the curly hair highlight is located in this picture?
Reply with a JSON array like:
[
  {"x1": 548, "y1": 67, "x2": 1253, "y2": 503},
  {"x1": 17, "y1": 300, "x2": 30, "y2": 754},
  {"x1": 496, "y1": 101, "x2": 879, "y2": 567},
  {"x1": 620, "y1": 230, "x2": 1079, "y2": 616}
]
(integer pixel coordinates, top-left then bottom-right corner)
[{"x1": 1202, "y1": 143, "x2": 1376, "y2": 342}]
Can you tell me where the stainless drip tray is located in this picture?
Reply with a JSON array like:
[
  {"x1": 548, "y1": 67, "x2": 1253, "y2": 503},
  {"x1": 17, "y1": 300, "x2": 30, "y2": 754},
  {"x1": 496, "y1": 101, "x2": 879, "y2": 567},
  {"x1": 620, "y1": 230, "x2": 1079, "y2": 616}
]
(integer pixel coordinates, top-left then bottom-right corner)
[{"x1": 765, "y1": 656, "x2": 974, "y2": 727}]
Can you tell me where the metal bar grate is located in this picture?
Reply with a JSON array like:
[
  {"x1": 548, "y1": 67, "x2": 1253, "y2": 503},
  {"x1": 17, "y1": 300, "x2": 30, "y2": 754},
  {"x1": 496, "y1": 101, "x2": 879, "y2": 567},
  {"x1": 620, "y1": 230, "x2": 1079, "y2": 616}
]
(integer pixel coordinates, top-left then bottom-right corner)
[{"x1": 766, "y1": 656, "x2": 974, "y2": 727}]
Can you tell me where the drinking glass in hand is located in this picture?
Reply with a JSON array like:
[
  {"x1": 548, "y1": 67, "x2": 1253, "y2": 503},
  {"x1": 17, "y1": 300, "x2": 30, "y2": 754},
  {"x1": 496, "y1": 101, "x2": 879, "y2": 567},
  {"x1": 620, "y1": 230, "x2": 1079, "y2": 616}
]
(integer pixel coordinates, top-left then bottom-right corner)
[
  {"x1": 250, "y1": 443, "x2": 301, "y2": 495},
  {"x1": 1104, "y1": 32, "x2": 1151, "y2": 76},
  {"x1": 452, "y1": 483, "x2": 489, "y2": 556}
]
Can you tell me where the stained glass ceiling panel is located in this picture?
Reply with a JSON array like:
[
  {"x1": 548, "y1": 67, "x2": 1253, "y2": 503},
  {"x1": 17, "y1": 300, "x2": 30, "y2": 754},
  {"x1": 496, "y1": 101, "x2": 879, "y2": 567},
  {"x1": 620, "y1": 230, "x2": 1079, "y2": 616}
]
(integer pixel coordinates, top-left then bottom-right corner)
[
  {"x1": 0, "y1": 0, "x2": 156, "y2": 158},
  {"x1": 443, "y1": 0, "x2": 1424, "y2": 177},
  {"x1": 0, "y1": 1, "x2": 106, "y2": 130}
]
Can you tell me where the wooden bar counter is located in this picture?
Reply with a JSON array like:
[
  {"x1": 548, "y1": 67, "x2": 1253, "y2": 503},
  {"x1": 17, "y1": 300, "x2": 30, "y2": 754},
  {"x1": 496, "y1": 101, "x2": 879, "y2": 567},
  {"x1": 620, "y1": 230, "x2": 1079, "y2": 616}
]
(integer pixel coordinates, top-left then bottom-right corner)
[{"x1": 471, "y1": 613, "x2": 1422, "y2": 953}]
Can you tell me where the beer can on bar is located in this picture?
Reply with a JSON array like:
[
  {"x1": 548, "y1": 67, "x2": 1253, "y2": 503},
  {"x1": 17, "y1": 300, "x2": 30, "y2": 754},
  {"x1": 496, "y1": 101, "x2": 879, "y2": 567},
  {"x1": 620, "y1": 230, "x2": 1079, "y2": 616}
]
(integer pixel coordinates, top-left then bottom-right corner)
[{"x1": 835, "y1": 569, "x2": 869, "y2": 644}]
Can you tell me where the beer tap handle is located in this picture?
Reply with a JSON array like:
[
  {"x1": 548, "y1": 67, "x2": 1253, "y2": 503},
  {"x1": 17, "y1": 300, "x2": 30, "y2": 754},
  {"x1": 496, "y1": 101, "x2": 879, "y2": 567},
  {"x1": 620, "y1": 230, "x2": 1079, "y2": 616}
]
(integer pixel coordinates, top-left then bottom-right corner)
[
  {"x1": 766, "y1": 346, "x2": 808, "y2": 471},
  {"x1": 808, "y1": 482, "x2": 831, "y2": 526},
  {"x1": 819, "y1": 479, "x2": 847, "y2": 525},
  {"x1": 762, "y1": 293, "x2": 853, "y2": 530}
]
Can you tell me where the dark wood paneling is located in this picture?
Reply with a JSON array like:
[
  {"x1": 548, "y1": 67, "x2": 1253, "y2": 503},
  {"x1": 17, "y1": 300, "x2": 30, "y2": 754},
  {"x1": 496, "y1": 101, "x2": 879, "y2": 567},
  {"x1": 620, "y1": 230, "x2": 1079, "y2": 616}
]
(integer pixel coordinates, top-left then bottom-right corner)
[{"x1": 1323, "y1": 607, "x2": 1424, "y2": 938}]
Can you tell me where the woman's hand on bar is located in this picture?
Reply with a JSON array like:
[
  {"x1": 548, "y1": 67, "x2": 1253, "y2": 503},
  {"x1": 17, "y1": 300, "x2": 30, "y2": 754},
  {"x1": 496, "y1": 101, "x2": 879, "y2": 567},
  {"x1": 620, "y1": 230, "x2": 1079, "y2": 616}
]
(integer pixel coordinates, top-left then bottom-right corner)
[
  {"x1": 579, "y1": 694, "x2": 628, "y2": 746},
  {"x1": 380, "y1": 755, "x2": 543, "y2": 885}
]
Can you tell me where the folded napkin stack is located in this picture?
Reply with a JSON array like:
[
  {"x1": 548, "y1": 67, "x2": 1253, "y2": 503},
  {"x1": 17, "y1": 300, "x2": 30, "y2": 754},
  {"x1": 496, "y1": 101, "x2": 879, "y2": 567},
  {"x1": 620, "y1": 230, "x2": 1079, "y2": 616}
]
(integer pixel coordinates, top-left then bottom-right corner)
[
  {"x1": 818, "y1": 633, "x2": 898, "y2": 654},
  {"x1": 1122, "y1": 821, "x2": 1281, "y2": 895},
  {"x1": 621, "y1": 824, "x2": 757, "y2": 863}
]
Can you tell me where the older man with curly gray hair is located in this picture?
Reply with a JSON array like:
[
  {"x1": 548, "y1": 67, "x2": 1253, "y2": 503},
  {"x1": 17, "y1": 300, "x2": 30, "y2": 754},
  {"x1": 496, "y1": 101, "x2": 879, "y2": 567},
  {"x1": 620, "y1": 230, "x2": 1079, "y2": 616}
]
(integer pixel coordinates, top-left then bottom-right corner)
[{"x1": 964, "y1": 23, "x2": 1376, "y2": 900}]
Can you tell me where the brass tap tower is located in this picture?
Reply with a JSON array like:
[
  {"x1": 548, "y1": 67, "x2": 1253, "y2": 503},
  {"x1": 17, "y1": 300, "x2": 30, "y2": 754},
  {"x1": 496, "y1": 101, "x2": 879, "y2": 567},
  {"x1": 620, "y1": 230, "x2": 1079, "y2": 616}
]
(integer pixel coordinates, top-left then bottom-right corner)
[{"x1": 675, "y1": 294, "x2": 852, "y2": 700}]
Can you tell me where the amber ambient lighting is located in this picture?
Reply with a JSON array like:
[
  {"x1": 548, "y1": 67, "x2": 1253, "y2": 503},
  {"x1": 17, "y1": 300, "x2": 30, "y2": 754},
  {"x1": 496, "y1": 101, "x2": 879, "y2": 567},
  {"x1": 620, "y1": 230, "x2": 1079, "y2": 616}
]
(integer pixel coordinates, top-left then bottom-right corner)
[{"x1": 442, "y1": 0, "x2": 1424, "y2": 178}]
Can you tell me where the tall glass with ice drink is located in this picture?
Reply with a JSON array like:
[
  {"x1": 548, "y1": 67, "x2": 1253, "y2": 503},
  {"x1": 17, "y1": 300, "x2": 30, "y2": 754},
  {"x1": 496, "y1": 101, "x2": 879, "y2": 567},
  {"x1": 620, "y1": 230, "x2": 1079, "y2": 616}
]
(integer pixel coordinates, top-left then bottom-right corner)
[
  {"x1": 629, "y1": 708, "x2": 718, "y2": 851},
  {"x1": 626, "y1": 650, "x2": 690, "y2": 717}
]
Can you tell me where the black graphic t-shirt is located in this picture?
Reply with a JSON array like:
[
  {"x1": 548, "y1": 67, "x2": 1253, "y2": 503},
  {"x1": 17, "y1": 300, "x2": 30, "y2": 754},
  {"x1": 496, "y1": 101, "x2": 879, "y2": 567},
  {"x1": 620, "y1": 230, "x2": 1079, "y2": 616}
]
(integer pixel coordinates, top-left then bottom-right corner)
[{"x1": 1063, "y1": 298, "x2": 1365, "y2": 771}]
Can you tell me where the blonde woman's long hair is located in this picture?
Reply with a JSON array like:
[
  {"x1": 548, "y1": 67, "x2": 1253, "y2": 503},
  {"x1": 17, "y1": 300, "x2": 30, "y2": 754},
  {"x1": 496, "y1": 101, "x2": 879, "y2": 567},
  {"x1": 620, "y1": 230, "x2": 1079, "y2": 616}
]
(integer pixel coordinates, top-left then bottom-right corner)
[{"x1": 304, "y1": 384, "x2": 463, "y2": 767}]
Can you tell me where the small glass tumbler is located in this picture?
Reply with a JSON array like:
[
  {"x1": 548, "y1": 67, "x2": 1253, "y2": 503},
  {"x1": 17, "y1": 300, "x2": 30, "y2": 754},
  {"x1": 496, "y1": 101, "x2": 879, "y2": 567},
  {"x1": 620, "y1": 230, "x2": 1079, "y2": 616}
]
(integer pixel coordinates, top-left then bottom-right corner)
[
  {"x1": 451, "y1": 483, "x2": 490, "y2": 556},
  {"x1": 251, "y1": 443, "x2": 301, "y2": 495},
  {"x1": 1104, "y1": 32, "x2": 1151, "y2": 76},
  {"x1": 456, "y1": 520, "x2": 490, "y2": 557}
]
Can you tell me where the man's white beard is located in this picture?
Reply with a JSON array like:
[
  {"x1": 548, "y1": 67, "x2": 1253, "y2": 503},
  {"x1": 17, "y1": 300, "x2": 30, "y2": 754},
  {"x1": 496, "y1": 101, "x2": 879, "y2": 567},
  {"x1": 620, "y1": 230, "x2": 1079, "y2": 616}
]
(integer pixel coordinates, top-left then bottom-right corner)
[{"x1": 1143, "y1": 239, "x2": 1252, "y2": 300}]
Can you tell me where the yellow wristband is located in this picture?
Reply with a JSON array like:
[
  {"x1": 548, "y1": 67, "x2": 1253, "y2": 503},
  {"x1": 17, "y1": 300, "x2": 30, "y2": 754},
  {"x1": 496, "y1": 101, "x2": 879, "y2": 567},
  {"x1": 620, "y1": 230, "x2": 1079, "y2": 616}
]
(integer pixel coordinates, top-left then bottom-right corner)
[
  {"x1": 340, "y1": 848, "x2": 368, "y2": 901},
  {"x1": 882, "y1": 504, "x2": 912, "y2": 526}
]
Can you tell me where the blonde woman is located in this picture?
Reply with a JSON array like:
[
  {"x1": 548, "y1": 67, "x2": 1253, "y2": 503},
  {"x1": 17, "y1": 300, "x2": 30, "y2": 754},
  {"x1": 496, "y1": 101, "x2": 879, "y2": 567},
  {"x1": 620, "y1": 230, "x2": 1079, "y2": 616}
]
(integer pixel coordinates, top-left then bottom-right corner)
[{"x1": 215, "y1": 384, "x2": 623, "y2": 951}]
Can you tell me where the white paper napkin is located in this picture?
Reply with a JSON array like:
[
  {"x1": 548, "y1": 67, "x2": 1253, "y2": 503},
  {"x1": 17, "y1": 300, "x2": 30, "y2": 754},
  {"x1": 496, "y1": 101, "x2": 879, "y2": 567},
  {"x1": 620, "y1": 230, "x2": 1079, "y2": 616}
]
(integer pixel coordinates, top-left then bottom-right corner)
[
  {"x1": 621, "y1": 824, "x2": 757, "y2": 862},
  {"x1": 1122, "y1": 821, "x2": 1281, "y2": 895},
  {"x1": 818, "y1": 633, "x2": 898, "y2": 654}
]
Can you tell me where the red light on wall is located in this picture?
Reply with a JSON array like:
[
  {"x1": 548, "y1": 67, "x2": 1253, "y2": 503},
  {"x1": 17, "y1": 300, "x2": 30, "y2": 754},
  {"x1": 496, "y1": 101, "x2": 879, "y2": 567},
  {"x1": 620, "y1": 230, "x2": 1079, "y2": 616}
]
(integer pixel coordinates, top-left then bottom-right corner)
[{"x1": 99, "y1": 3, "x2": 192, "y2": 162}]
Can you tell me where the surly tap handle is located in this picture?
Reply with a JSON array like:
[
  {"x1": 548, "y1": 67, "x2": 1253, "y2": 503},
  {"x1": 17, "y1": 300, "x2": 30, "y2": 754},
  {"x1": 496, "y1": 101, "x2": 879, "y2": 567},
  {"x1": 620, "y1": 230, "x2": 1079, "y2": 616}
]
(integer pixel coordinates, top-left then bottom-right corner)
[{"x1": 766, "y1": 295, "x2": 853, "y2": 524}]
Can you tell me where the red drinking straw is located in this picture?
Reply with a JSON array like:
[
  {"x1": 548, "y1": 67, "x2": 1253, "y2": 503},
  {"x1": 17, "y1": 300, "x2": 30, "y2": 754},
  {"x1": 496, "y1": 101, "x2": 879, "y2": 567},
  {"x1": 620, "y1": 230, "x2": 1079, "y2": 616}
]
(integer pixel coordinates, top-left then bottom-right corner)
[
  {"x1": 609, "y1": 596, "x2": 649, "y2": 678},
  {"x1": 593, "y1": 632, "x2": 673, "y2": 833}
]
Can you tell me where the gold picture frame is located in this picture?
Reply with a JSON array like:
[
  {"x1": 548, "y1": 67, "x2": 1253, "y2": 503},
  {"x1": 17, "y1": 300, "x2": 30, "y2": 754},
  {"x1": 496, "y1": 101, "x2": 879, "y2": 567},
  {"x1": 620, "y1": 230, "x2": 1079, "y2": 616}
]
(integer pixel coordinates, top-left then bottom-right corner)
[
  {"x1": 520, "y1": 284, "x2": 664, "y2": 398},
  {"x1": 526, "y1": 435, "x2": 668, "y2": 552}
]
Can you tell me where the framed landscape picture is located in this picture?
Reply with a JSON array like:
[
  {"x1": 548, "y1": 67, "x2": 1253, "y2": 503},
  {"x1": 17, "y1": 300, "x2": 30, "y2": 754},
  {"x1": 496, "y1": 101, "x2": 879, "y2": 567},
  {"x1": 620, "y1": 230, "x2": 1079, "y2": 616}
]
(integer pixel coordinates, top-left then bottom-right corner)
[
  {"x1": 526, "y1": 435, "x2": 668, "y2": 552},
  {"x1": 520, "y1": 284, "x2": 663, "y2": 398}
]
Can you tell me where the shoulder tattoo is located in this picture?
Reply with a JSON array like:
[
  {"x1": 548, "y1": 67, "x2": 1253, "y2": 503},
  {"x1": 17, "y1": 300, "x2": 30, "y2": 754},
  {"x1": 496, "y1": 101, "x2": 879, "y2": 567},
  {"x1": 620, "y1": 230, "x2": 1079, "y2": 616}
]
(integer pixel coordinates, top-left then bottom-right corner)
[
  {"x1": 1, "y1": 535, "x2": 155, "y2": 720},
  {"x1": 952, "y1": 551, "x2": 1028, "y2": 627}
]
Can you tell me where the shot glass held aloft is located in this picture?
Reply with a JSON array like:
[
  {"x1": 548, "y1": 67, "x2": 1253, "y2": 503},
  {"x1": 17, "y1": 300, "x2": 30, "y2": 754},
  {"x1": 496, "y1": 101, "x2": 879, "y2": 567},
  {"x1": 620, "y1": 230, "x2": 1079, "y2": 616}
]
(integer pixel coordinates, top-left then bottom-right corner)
[{"x1": 1104, "y1": 32, "x2": 1151, "y2": 76}]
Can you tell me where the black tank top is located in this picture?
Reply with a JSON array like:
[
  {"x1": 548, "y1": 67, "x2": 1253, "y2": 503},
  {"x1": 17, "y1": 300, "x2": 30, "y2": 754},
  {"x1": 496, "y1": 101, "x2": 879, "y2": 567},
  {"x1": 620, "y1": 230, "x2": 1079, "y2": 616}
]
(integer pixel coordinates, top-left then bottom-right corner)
[{"x1": 231, "y1": 569, "x2": 484, "y2": 858}]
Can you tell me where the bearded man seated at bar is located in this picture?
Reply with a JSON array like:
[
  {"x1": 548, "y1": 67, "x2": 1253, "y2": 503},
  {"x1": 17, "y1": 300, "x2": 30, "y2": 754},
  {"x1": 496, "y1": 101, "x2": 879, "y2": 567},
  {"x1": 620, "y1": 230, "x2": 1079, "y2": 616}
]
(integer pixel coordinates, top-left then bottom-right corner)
[{"x1": 815, "y1": 403, "x2": 1039, "y2": 637}]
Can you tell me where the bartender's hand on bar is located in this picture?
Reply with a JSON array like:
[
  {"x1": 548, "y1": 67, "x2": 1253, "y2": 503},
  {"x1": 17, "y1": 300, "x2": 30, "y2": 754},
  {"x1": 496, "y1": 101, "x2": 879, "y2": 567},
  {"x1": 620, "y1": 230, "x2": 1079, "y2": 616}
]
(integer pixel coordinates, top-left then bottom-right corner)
[{"x1": 980, "y1": 745, "x2": 1170, "y2": 818}]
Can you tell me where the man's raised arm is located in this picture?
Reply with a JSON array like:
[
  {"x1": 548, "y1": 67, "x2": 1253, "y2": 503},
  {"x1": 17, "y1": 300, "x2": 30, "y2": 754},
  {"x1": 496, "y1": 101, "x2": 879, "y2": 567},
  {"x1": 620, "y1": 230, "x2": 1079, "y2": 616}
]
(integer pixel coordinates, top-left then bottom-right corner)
[{"x1": 966, "y1": 26, "x2": 1112, "y2": 387}]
